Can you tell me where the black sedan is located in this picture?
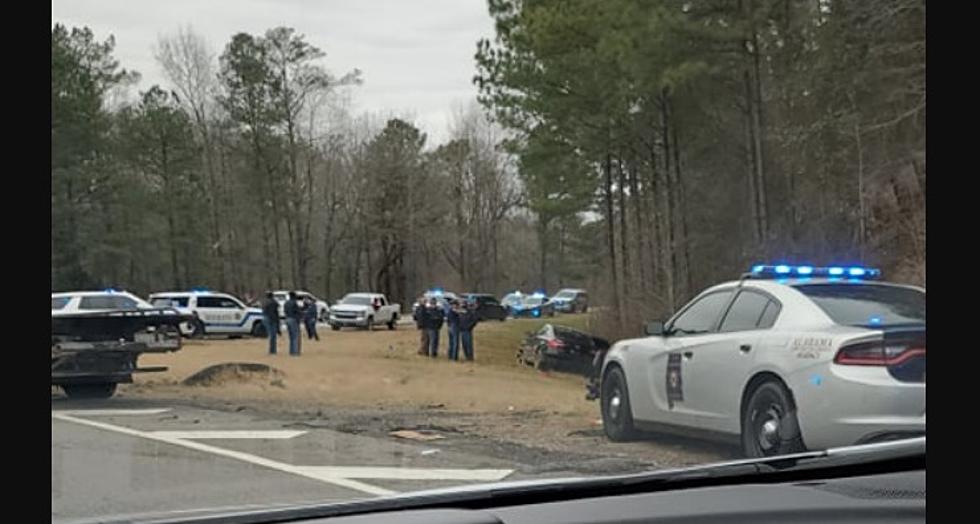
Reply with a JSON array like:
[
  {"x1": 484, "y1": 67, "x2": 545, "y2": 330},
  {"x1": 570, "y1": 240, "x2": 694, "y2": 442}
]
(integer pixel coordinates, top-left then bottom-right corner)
[
  {"x1": 517, "y1": 323, "x2": 609, "y2": 374},
  {"x1": 460, "y1": 293, "x2": 508, "y2": 321}
]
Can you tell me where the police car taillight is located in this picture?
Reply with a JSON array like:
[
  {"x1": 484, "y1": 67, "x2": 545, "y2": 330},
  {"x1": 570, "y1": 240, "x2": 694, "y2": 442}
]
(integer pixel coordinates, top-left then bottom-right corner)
[
  {"x1": 546, "y1": 338, "x2": 565, "y2": 350},
  {"x1": 834, "y1": 340, "x2": 926, "y2": 366}
]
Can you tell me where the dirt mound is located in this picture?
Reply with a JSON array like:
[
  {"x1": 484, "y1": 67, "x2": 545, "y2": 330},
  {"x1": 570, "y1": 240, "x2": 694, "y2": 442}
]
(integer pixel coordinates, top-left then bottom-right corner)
[{"x1": 182, "y1": 362, "x2": 285, "y2": 387}]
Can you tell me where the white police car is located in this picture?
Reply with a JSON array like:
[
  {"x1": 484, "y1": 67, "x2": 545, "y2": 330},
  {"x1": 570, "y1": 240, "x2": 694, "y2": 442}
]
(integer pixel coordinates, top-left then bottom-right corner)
[
  {"x1": 599, "y1": 265, "x2": 925, "y2": 458},
  {"x1": 149, "y1": 289, "x2": 266, "y2": 338},
  {"x1": 52, "y1": 289, "x2": 155, "y2": 314}
]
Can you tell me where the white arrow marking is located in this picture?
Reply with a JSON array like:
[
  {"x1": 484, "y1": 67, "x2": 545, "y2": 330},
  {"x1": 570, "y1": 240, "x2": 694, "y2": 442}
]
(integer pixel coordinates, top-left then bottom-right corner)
[
  {"x1": 148, "y1": 430, "x2": 307, "y2": 440},
  {"x1": 51, "y1": 408, "x2": 172, "y2": 416},
  {"x1": 294, "y1": 466, "x2": 513, "y2": 481},
  {"x1": 53, "y1": 412, "x2": 393, "y2": 496}
]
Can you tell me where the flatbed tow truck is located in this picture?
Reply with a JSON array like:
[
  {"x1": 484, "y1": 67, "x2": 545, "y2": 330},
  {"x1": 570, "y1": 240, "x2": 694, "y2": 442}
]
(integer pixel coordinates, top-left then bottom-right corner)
[{"x1": 52, "y1": 308, "x2": 191, "y2": 399}]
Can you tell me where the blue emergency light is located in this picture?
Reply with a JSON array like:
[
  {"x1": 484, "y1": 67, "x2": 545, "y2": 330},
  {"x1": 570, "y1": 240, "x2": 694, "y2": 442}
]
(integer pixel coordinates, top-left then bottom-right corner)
[
  {"x1": 531, "y1": 291, "x2": 546, "y2": 299},
  {"x1": 748, "y1": 264, "x2": 881, "y2": 280},
  {"x1": 190, "y1": 286, "x2": 210, "y2": 293},
  {"x1": 103, "y1": 288, "x2": 118, "y2": 294}
]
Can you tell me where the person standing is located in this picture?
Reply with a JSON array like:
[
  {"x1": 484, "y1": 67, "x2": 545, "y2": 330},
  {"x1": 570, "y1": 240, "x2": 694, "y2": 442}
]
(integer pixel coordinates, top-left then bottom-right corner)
[
  {"x1": 261, "y1": 291, "x2": 280, "y2": 355},
  {"x1": 283, "y1": 291, "x2": 303, "y2": 356},
  {"x1": 413, "y1": 295, "x2": 428, "y2": 355},
  {"x1": 457, "y1": 298, "x2": 480, "y2": 361},
  {"x1": 424, "y1": 297, "x2": 444, "y2": 358},
  {"x1": 446, "y1": 299, "x2": 461, "y2": 361},
  {"x1": 303, "y1": 296, "x2": 320, "y2": 341}
]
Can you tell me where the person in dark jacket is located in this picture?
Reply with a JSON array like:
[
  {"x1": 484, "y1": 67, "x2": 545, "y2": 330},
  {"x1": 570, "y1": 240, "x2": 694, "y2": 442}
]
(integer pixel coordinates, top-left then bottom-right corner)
[
  {"x1": 283, "y1": 291, "x2": 303, "y2": 356},
  {"x1": 302, "y1": 296, "x2": 319, "y2": 341},
  {"x1": 423, "y1": 297, "x2": 444, "y2": 358},
  {"x1": 457, "y1": 299, "x2": 480, "y2": 361},
  {"x1": 446, "y1": 299, "x2": 462, "y2": 361},
  {"x1": 261, "y1": 292, "x2": 280, "y2": 355},
  {"x1": 413, "y1": 296, "x2": 428, "y2": 355}
]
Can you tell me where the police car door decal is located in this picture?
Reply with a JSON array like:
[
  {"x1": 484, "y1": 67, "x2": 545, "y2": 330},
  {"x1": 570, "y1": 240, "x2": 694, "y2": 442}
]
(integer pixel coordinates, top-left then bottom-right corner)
[{"x1": 666, "y1": 353, "x2": 683, "y2": 408}]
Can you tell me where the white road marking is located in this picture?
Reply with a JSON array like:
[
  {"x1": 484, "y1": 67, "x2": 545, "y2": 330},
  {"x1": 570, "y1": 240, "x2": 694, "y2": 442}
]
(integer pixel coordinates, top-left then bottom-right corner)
[
  {"x1": 51, "y1": 408, "x2": 172, "y2": 416},
  {"x1": 52, "y1": 412, "x2": 394, "y2": 496},
  {"x1": 148, "y1": 430, "x2": 307, "y2": 440},
  {"x1": 295, "y1": 466, "x2": 513, "y2": 481}
]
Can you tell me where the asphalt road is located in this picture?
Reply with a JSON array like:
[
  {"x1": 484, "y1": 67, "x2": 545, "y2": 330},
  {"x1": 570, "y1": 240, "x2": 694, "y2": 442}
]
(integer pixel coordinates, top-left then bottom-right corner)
[{"x1": 52, "y1": 397, "x2": 520, "y2": 523}]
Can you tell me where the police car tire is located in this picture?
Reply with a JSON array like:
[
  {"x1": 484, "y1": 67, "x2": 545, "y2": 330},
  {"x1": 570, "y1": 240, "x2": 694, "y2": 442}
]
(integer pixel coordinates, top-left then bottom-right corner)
[
  {"x1": 63, "y1": 382, "x2": 117, "y2": 399},
  {"x1": 741, "y1": 380, "x2": 805, "y2": 458},
  {"x1": 601, "y1": 366, "x2": 638, "y2": 441},
  {"x1": 251, "y1": 321, "x2": 266, "y2": 338}
]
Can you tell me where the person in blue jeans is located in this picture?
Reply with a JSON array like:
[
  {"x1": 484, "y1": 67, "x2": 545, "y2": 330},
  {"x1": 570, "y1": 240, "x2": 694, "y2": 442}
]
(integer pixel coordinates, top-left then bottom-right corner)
[
  {"x1": 446, "y1": 299, "x2": 461, "y2": 360},
  {"x1": 458, "y1": 299, "x2": 480, "y2": 361},
  {"x1": 261, "y1": 291, "x2": 280, "y2": 355},
  {"x1": 283, "y1": 291, "x2": 303, "y2": 356},
  {"x1": 423, "y1": 297, "x2": 444, "y2": 358}
]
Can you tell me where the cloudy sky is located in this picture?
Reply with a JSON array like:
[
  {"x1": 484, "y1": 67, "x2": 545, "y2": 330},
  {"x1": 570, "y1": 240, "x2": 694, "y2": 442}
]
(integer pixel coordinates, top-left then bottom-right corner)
[{"x1": 51, "y1": 0, "x2": 496, "y2": 143}]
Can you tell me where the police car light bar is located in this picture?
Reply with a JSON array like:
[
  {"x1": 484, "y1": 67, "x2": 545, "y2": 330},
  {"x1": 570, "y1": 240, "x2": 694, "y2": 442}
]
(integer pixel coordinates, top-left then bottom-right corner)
[{"x1": 747, "y1": 264, "x2": 881, "y2": 280}]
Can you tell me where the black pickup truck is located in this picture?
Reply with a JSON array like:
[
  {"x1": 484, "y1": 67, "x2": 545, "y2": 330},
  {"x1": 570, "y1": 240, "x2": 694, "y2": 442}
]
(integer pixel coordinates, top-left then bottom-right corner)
[{"x1": 51, "y1": 308, "x2": 191, "y2": 399}]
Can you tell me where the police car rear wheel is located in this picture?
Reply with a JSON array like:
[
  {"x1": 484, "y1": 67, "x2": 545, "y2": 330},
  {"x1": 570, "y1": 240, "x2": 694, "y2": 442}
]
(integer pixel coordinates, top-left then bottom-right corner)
[
  {"x1": 251, "y1": 321, "x2": 266, "y2": 337},
  {"x1": 601, "y1": 366, "x2": 637, "y2": 441},
  {"x1": 742, "y1": 381, "x2": 805, "y2": 458},
  {"x1": 187, "y1": 319, "x2": 205, "y2": 339}
]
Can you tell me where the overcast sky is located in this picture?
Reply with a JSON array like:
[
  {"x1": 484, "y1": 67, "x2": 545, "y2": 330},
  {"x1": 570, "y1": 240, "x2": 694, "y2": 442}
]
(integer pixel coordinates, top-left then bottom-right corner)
[{"x1": 51, "y1": 0, "x2": 495, "y2": 144}]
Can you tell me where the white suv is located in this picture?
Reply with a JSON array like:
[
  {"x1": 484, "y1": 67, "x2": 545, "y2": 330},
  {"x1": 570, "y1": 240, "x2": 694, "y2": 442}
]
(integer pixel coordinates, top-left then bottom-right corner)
[
  {"x1": 52, "y1": 290, "x2": 154, "y2": 315},
  {"x1": 149, "y1": 290, "x2": 266, "y2": 338}
]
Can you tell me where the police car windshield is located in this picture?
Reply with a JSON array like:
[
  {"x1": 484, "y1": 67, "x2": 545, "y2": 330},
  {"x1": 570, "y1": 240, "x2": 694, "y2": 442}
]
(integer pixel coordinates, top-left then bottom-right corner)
[
  {"x1": 795, "y1": 284, "x2": 925, "y2": 327},
  {"x1": 341, "y1": 296, "x2": 373, "y2": 306}
]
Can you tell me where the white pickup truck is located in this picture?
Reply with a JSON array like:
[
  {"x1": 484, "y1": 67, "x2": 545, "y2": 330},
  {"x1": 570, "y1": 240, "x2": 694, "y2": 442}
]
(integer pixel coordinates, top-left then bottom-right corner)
[{"x1": 328, "y1": 293, "x2": 400, "y2": 331}]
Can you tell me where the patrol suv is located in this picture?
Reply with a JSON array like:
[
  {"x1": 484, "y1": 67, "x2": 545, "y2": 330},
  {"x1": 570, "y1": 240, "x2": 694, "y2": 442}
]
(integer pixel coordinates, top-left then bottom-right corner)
[
  {"x1": 149, "y1": 289, "x2": 266, "y2": 338},
  {"x1": 598, "y1": 265, "x2": 925, "y2": 458}
]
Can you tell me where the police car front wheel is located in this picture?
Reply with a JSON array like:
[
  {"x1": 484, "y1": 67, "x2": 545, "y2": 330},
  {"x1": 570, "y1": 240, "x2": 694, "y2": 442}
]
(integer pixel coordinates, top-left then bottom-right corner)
[
  {"x1": 741, "y1": 380, "x2": 805, "y2": 458},
  {"x1": 601, "y1": 366, "x2": 638, "y2": 441}
]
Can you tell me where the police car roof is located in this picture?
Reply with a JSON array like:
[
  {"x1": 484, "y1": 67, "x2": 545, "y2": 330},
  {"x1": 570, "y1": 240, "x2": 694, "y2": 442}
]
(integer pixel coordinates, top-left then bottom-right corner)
[
  {"x1": 712, "y1": 278, "x2": 923, "y2": 294},
  {"x1": 52, "y1": 290, "x2": 137, "y2": 297},
  {"x1": 150, "y1": 290, "x2": 230, "y2": 297}
]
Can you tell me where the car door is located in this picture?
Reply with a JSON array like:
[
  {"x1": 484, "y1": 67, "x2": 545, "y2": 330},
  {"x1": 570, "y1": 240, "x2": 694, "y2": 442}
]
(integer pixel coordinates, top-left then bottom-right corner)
[
  {"x1": 681, "y1": 289, "x2": 777, "y2": 433},
  {"x1": 196, "y1": 296, "x2": 244, "y2": 333},
  {"x1": 625, "y1": 289, "x2": 734, "y2": 427}
]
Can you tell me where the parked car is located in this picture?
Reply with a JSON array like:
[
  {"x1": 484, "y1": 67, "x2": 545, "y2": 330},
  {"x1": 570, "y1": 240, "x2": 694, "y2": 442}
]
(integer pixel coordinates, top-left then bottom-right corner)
[
  {"x1": 272, "y1": 290, "x2": 330, "y2": 322},
  {"x1": 328, "y1": 293, "x2": 400, "y2": 330},
  {"x1": 517, "y1": 323, "x2": 610, "y2": 374},
  {"x1": 550, "y1": 288, "x2": 589, "y2": 313},
  {"x1": 460, "y1": 293, "x2": 508, "y2": 321}
]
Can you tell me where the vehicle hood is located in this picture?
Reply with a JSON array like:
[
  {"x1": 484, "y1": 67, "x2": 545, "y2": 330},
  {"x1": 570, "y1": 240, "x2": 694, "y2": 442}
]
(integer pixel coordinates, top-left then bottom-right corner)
[{"x1": 330, "y1": 304, "x2": 371, "y2": 314}]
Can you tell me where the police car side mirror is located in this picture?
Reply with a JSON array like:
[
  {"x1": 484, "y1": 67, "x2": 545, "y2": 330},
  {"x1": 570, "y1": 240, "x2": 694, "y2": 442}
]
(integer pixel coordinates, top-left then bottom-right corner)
[{"x1": 644, "y1": 321, "x2": 665, "y2": 337}]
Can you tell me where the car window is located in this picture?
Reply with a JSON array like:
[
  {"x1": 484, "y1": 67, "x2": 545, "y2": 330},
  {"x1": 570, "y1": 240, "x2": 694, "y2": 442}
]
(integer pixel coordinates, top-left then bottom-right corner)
[
  {"x1": 719, "y1": 290, "x2": 771, "y2": 332},
  {"x1": 669, "y1": 290, "x2": 733, "y2": 335},
  {"x1": 757, "y1": 300, "x2": 781, "y2": 328},
  {"x1": 198, "y1": 296, "x2": 240, "y2": 308},
  {"x1": 52, "y1": 297, "x2": 71, "y2": 310},
  {"x1": 78, "y1": 295, "x2": 138, "y2": 310},
  {"x1": 795, "y1": 284, "x2": 925, "y2": 326},
  {"x1": 152, "y1": 296, "x2": 189, "y2": 308}
]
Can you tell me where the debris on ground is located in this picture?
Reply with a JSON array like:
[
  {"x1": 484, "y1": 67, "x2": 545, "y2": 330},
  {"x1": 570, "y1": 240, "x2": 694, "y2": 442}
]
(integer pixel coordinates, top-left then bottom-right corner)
[
  {"x1": 389, "y1": 429, "x2": 445, "y2": 441},
  {"x1": 182, "y1": 362, "x2": 285, "y2": 387}
]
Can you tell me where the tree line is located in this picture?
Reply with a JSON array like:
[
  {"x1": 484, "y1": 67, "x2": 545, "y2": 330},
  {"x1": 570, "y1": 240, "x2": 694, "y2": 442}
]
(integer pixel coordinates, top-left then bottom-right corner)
[
  {"x1": 475, "y1": 0, "x2": 925, "y2": 334},
  {"x1": 52, "y1": 24, "x2": 532, "y2": 309},
  {"x1": 52, "y1": 0, "x2": 925, "y2": 338}
]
